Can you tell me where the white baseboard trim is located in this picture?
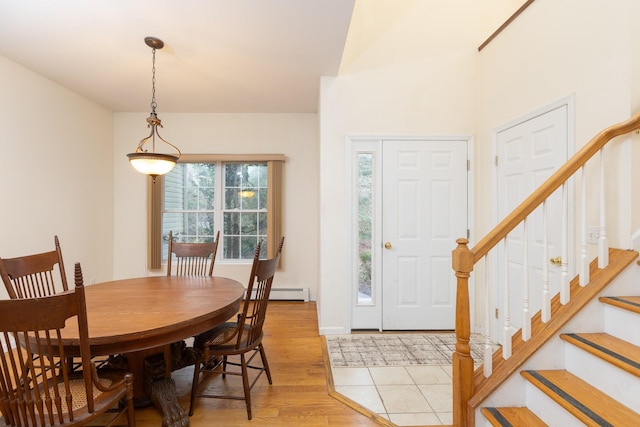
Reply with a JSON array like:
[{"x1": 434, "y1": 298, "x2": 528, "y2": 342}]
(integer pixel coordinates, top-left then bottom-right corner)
[
  {"x1": 248, "y1": 287, "x2": 310, "y2": 302},
  {"x1": 318, "y1": 326, "x2": 350, "y2": 335}
]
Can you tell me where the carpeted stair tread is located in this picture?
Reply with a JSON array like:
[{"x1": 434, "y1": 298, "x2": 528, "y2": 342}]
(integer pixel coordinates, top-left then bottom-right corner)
[
  {"x1": 599, "y1": 296, "x2": 640, "y2": 314},
  {"x1": 521, "y1": 369, "x2": 640, "y2": 426},
  {"x1": 560, "y1": 332, "x2": 640, "y2": 377},
  {"x1": 481, "y1": 406, "x2": 547, "y2": 426}
]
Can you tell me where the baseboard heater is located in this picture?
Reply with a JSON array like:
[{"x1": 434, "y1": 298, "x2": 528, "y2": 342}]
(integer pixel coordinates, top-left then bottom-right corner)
[{"x1": 247, "y1": 287, "x2": 309, "y2": 302}]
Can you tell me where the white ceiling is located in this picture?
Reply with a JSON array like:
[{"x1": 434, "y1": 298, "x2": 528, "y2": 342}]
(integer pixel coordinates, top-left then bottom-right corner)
[{"x1": 0, "y1": 0, "x2": 355, "y2": 113}]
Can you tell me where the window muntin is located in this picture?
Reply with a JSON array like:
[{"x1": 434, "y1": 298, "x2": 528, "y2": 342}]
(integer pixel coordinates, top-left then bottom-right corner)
[
  {"x1": 222, "y1": 163, "x2": 268, "y2": 260},
  {"x1": 162, "y1": 163, "x2": 216, "y2": 260},
  {"x1": 149, "y1": 154, "x2": 284, "y2": 270},
  {"x1": 161, "y1": 162, "x2": 267, "y2": 262}
]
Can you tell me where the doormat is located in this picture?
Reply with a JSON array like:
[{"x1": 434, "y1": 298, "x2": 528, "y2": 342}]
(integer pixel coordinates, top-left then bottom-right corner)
[{"x1": 325, "y1": 333, "x2": 497, "y2": 367}]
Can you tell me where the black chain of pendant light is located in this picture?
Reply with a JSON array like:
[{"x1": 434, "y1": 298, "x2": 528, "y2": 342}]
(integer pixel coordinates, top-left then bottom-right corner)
[
  {"x1": 127, "y1": 37, "x2": 181, "y2": 181},
  {"x1": 150, "y1": 41, "x2": 158, "y2": 113}
]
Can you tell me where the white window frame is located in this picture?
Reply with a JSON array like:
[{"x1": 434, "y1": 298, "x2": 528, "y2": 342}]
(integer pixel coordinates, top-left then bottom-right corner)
[{"x1": 147, "y1": 154, "x2": 285, "y2": 269}]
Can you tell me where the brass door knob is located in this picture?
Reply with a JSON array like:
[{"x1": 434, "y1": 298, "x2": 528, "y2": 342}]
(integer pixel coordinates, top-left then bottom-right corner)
[
  {"x1": 550, "y1": 256, "x2": 562, "y2": 266},
  {"x1": 384, "y1": 242, "x2": 392, "y2": 249}
]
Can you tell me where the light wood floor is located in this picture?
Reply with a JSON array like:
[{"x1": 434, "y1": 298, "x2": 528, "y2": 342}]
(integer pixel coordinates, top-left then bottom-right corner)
[{"x1": 134, "y1": 301, "x2": 382, "y2": 426}]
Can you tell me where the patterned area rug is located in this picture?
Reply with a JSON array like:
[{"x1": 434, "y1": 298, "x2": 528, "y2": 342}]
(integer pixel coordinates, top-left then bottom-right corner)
[{"x1": 326, "y1": 333, "x2": 496, "y2": 367}]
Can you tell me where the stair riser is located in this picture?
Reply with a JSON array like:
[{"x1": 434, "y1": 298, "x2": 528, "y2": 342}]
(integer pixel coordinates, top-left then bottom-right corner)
[
  {"x1": 565, "y1": 343, "x2": 640, "y2": 412},
  {"x1": 475, "y1": 375, "x2": 527, "y2": 426},
  {"x1": 478, "y1": 254, "x2": 639, "y2": 426},
  {"x1": 524, "y1": 381, "x2": 582, "y2": 426},
  {"x1": 604, "y1": 304, "x2": 640, "y2": 346}
]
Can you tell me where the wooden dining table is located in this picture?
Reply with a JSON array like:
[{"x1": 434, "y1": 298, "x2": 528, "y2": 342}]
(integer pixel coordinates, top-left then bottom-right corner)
[{"x1": 58, "y1": 275, "x2": 245, "y2": 427}]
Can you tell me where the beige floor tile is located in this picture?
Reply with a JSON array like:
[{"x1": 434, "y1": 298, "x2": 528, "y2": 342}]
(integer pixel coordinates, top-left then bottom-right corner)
[
  {"x1": 377, "y1": 384, "x2": 432, "y2": 413},
  {"x1": 332, "y1": 367, "x2": 375, "y2": 386},
  {"x1": 368, "y1": 366, "x2": 414, "y2": 385},
  {"x1": 419, "y1": 384, "x2": 453, "y2": 412},
  {"x1": 405, "y1": 365, "x2": 452, "y2": 385},
  {"x1": 441, "y1": 364, "x2": 453, "y2": 378},
  {"x1": 437, "y1": 412, "x2": 453, "y2": 424},
  {"x1": 389, "y1": 412, "x2": 443, "y2": 426},
  {"x1": 334, "y1": 385, "x2": 386, "y2": 413}
]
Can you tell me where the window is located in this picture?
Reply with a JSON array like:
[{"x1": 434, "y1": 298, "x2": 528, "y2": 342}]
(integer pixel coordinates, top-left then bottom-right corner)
[
  {"x1": 356, "y1": 153, "x2": 373, "y2": 304},
  {"x1": 147, "y1": 154, "x2": 284, "y2": 269},
  {"x1": 222, "y1": 163, "x2": 268, "y2": 259},
  {"x1": 162, "y1": 163, "x2": 216, "y2": 260}
]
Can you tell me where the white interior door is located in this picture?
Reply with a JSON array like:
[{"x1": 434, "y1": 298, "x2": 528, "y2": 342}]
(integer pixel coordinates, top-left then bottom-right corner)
[
  {"x1": 381, "y1": 140, "x2": 468, "y2": 330},
  {"x1": 495, "y1": 105, "x2": 569, "y2": 341}
]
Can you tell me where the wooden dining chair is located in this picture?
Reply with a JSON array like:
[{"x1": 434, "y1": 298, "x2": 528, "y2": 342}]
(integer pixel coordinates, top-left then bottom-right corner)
[
  {"x1": 0, "y1": 236, "x2": 88, "y2": 373},
  {"x1": 164, "y1": 230, "x2": 221, "y2": 372},
  {"x1": 0, "y1": 262, "x2": 136, "y2": 427},
  {"x1": 0, "y1": 235, "x2": 68, "y2": 299},
  {"x1": 189, "y1": 236, "x2": 284, "y2": 420},
  {"x1": 166, "y1": 230, "x2": 220, "y2": 276}
]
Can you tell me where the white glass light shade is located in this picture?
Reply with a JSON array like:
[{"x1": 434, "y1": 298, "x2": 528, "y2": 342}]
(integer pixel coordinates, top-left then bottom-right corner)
[{"x1": 127, "y1": 152, "x2": 178, "y2": 176}]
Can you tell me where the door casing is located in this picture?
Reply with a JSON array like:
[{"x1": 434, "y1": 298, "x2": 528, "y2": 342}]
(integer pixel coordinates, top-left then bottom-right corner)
[
  {"x1": 491, "y1": 96, "x2": 575, "y2": 342},
  {"x1": 347, "y1": 136, "x2": 473, "y2": 332}
]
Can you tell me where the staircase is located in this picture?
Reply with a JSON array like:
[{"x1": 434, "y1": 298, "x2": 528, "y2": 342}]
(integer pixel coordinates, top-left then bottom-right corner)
[
  {"x1": 451, "y1": 112, "x2": 640, "y2": 426},
  {"x1": 480, "y1": 253, "x2": 640, "y2": 426}
]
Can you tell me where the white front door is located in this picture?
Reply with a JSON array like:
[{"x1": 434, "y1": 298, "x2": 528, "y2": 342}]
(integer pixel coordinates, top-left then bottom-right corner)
[
  {"x1": 495, "y1": 104, "x2": 569, "y2": 341},
  {"x1": 381, "y1": 140, "x2": 468, "y2": 330}
]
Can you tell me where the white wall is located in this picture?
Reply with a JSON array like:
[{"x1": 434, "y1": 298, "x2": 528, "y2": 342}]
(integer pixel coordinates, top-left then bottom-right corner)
[
  {"x1": 0, "y1": 55, "x2": 114, "y2": 294},
  {"x1": 2, "y1": 1, "x2": 637, "y2": 338},
  {"x1": 318, "y1": 0, "x2": 503, "y2": 333},
  {"x1": 318, "y1": 0, "x2": 640, "y2": 334},
  {"x1": 474, "y1": 0, "x2": 637, "y2": 329},
  {"x1": 476, "y1": 0, "x2": 634, "y2": 243},
  {"x1": 113, "y1": 113, "x2": 319, "y2": 297}
]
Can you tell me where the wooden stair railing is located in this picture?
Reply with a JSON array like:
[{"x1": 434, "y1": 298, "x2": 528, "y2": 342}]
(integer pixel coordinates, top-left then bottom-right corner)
[
  {"x1": 452, "y1": 110, "x2": 640, "y2": 427},
  {"x1": 478, "y1": 0, "x2": 536, "y2": 52}
]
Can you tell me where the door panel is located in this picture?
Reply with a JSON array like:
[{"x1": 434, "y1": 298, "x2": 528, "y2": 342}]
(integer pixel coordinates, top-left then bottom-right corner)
[
  {"x1": 496, "y1": 105, "x2": 568, "y2": 340},
  {"x1": 382, "y1": 140, "x2": 468, "y2": 330}
]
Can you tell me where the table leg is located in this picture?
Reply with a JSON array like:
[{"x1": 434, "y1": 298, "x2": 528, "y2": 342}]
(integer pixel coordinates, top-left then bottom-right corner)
[{"x1": 122, "y1": 348, "x2": 190, "y2": 427}]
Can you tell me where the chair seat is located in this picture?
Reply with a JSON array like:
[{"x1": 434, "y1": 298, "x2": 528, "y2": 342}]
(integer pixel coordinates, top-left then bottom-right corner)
[
  {"x1": 41, "y1": 369, "x2": 127, "y2": 416},
  {"x1": 44, "y1": 377, "x2": 112, "y2": 413},
  {"x1": 194, "y1": 323, "x2": 262, "y2": 354}
]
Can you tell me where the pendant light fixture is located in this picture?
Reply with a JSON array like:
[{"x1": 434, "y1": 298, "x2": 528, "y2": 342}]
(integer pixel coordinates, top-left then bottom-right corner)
[{"x1": 127, "y1": 37, "x2": 180, "y2": 181}]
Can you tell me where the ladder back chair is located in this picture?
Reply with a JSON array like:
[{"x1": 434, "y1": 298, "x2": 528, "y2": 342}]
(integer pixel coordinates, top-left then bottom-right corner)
[
  {"x1": 189, "y1": 236, "x2": 285, "y2": 420},
  {"x1": 166, "y1": 230, "x2": 219, "y2": 276},
  {"x1": 0, "y1": 235, "x2": 68, "y2": 299},
  {"x1": 0, "y1": 262, "x2": 136, "y2": 427},
  {"x1": 164, "y1": 230, "x2": 220, "y2": 373},
  {"x1": 0, "y1": 236, "x2": 84, "y2": 373}
]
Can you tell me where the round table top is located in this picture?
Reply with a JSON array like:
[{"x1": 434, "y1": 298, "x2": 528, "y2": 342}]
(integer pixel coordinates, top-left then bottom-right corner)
[{"x1": 61, "y1": 275, "x2": 244, "y2": 355}]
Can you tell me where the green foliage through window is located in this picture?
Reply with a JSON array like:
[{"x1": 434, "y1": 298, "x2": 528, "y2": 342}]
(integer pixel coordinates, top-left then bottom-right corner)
[
  {"x1": 357, "y1": 154, "x2": 373, "y2": 303},
  {"x1": 222, "y1": 164, "x2": 267, "y2": 260},
  {"x1": 162, "y1": 162, "x2": 268, "y2": 261}
]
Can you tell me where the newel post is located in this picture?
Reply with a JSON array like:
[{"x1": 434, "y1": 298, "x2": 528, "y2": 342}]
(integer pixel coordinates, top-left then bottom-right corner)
[{"x1": 452, "y1": 238, "x2": 474, "y2": 427}]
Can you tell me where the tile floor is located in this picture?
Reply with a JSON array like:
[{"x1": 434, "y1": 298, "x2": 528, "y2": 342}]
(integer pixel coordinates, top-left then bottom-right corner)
[{"x1": 331, "y1": 364, "x2": 453, "y2": 426}]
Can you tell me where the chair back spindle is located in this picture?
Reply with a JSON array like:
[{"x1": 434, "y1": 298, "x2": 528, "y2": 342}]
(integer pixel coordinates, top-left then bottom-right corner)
[
  {"x1": 236, "y1": 238, "x2": 284, "y2": 350},
  {"x1": 190, "y1": 236, "x2": 284, "y2": 420},
  {"x1": 0, "y1": 235, "x2": 68, "y2": 299},
  {"x1": 0, "y1": 262, "x2": 136, "y2": 426},
  {"x1": 167, "y1": 230, "x2": 219, "y2": 276}
]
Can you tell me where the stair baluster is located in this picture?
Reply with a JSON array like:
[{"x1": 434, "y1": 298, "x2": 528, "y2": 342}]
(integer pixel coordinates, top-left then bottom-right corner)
[
  {"x1": 579, "y1": 165, "x2": 590, "y2": 286},
  {"x1": 451, "y1": 111, "x2": 640, "y2": 426},
  {"x1": 542, "y1": 200, "x2": 551, "y2": 322}
]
